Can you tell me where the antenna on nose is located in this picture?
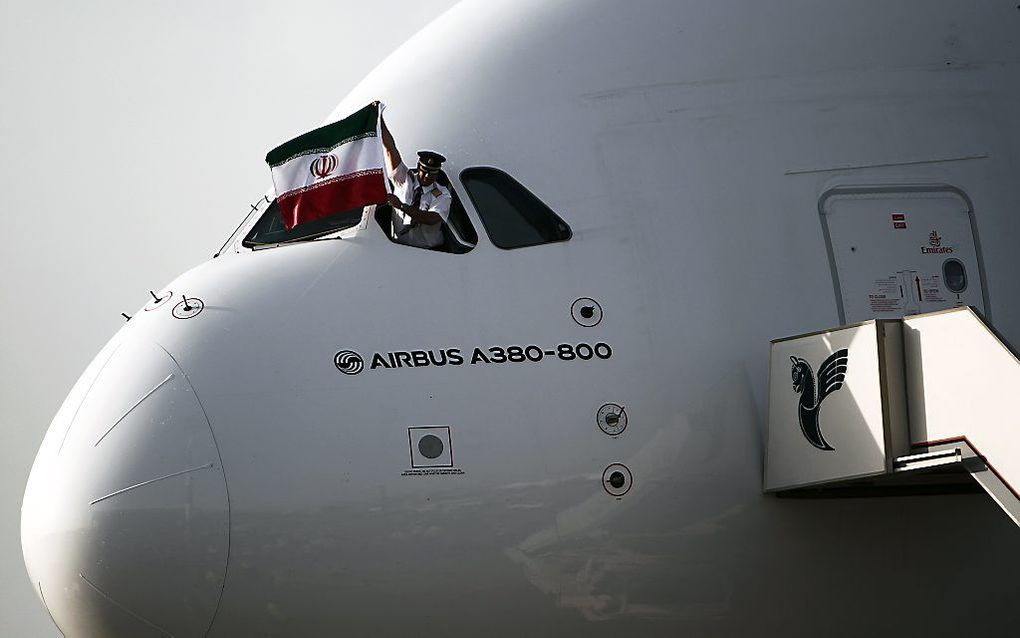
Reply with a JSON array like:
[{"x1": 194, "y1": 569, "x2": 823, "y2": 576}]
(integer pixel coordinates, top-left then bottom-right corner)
[
  {"x1": 150, "y1": 290, "x2": 163, "y2": 302},
  {"x1": 121, "y1": 313, "x2": 131, "y2": 321},
  {"x1": 171, "y1": 294, "x2": 204, "y2": 319}
]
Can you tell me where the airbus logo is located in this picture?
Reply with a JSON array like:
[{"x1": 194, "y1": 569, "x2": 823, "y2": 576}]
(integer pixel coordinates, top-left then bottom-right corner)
[
  {"x1": 334, "y1": 350, "x2": 365, "y2": 375},
  {"x1": 310, "y1": 153, "x2": 338, "y2": 179},
  {"x1": 790, "y1": 349, "x2": 848, "y2": 451}
]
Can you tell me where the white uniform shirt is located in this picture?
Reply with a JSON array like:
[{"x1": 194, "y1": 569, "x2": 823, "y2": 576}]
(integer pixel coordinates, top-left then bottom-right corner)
[{"x1": 389, "y1": 161, "x2": 452, "y2": 248}]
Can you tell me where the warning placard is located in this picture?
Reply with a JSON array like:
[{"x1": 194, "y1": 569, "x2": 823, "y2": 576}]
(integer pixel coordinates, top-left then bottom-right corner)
[{"x1": 868, "y1": 277, "x2": 903, "y2": 313}]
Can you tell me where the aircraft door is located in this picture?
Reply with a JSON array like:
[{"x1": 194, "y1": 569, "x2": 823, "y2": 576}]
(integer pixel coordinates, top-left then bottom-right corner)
[{"x1": 820, "y1": 186, "x2": 987, "y2": 324}]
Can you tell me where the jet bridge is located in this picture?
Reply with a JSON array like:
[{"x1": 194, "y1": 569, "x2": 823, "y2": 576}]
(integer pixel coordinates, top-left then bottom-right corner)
[{"x1": 765, "y1": 307, "x2": 1020, "y2": 526}]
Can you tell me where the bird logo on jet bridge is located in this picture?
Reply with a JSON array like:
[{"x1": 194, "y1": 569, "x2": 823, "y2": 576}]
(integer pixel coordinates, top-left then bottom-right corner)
[{"x1": 790, "y1": 349, "x2": 849, "y2": 451}]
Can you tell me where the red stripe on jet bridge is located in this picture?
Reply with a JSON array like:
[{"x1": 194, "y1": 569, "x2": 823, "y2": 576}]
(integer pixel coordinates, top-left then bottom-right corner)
[
  {"x1": 278, "y1": 170, "x2": 386, "y2": 229},
  {"x1": 912, "y1": 435, "x2": 1020, "y2": 502}
]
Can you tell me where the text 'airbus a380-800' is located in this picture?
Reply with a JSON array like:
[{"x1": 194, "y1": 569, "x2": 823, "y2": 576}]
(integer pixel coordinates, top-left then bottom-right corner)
[{"x1": 20, "y1": 1, "x2": 1020, "y2": 636}]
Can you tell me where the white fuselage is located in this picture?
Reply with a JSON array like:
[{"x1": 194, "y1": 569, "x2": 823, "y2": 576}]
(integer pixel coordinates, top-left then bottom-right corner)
[{"x1": 22, "y1": 1, "x2": 1020, "y2": 636}]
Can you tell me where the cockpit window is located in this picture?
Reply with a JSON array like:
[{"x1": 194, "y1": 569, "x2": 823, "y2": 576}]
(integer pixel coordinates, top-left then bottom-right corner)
[
  {"x1": 447, "y1": 188, "x2": 478, "y2": 246},
  {"x1": 216, "y1": 196, "x2": 267, "y2": 257},
  {"x1": 459, "y1": 167, "x2": 571, "y2": 249},
  {"x1": 242, "y1": 199, "x2": 363, "y2": 247},
  {"x1": 373, "y1": 170, "x2": 476, "y2": 254}
]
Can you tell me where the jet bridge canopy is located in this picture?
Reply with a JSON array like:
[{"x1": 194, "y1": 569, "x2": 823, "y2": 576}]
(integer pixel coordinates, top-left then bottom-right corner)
[{"x1": 766, "y1": 307, "x2": 1020, "y2": 526}]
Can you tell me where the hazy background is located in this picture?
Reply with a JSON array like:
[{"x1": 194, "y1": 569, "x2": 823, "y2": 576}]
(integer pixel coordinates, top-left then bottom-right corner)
[{"x1": 0, "y1": 1, "x2": 456, "y2": 634}]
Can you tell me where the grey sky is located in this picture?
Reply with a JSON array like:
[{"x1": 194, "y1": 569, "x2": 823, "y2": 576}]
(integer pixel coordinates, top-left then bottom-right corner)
[{"x1": 0, "y1": 1, "x2": 456, "y2": 634}]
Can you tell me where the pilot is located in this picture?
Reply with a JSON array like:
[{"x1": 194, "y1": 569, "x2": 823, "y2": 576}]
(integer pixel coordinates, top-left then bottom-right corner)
[{"x1": 381, "y1": 118, "x2": 452, "y2": 249}]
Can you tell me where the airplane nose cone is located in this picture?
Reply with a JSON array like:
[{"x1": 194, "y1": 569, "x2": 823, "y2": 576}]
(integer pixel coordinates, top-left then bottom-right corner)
[{"x1": 21, "y1": 335, "x2": 229, "y2": 637}]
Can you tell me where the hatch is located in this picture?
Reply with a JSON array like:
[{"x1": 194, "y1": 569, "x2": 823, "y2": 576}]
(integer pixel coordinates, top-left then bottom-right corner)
[{"x1": 819, "y1": 185, "x2": 987, "y2": 324}]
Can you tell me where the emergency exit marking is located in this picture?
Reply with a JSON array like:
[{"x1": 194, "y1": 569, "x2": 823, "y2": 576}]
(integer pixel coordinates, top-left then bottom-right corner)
[{"x1": 892, "y1": 213, "x2": 907, "y2": 229}]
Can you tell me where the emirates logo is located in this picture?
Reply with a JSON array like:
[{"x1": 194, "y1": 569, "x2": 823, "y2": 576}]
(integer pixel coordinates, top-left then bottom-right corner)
[
  {"x1": 310, "y1": 154, "x2": 338, "y2": 179},
  {"x1": 929, "y1": 230, "x2": 942, "y2": 247}
]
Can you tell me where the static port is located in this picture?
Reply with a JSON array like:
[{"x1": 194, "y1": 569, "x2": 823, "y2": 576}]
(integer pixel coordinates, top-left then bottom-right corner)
[
  {"x1": 597, "y1": 403, "x2": 628, "y2": 436},
  {"x1": 571, "y1": 297, "x2": 603, "y2": 327},
  {"x1": 602, "y1": 463, "x2": 632, "y2": 496},
  {"x1": 418, "y1": 434, "x2": 445, "y2": 459}
]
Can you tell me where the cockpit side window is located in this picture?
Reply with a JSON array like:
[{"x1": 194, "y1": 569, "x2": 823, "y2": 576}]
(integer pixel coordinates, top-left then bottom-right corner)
[
  {"x1": 216, "y1": 196, "x2": 267, "y2": 257},
  {"x1": 242, "y1": 199, "x2": 363, "y2": 247},
  {"x1": 446, "y1": 186, "x2": 478, "y2": 246},
  {"x1": 459, "y1": 167, "x2": 571, "y2": 249}
]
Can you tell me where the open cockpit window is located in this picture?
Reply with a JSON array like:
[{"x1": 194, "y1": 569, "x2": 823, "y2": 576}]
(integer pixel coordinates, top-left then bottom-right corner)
[
  {"x1": 460, "y1": 167, "x2": 571, "y2": 249},
  {"x1": 240, "y1": 173, "x2": 478, "y2": 253},
  {"x1": 373, "y1": 170, "x2": 477, "y2": 254},
  {"x1": 242, "y1": 199, "x2": 364, "y2": 247}
]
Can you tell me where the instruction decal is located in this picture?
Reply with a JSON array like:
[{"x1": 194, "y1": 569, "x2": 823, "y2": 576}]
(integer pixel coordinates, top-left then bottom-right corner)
[{"x1": 867, "y1": 276, "x2": 903, "y2": 314}]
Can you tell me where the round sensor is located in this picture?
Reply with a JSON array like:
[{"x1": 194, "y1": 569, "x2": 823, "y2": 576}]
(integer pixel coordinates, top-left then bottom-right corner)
[
  {"x1": 601, "y1": 463, "x2": 633, "y2": 497},
  {"x1": 418, "y1": 434, "x2": 445, "y2": 459}
]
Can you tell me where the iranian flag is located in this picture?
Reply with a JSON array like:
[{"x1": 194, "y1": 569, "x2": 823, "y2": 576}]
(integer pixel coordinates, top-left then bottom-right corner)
[{"x1": 266, "y1": 102, "x2": 387, "y2": 229}]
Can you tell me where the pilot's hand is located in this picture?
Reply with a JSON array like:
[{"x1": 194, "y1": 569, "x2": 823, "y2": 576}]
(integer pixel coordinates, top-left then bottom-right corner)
[{"x1": 386, "y1": 194, "x2": 403, "y2": 209}]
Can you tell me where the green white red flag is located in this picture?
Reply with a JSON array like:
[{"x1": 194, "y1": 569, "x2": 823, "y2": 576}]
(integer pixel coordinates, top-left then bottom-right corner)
[{"x1": 265, "y1": 102, "x2": 387, "y2": 229}]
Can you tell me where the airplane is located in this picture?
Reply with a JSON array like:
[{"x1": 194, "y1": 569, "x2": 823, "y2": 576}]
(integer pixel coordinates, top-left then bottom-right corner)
[{"x1": 20, "y1": 0, "x2": 1020, "y2": 636}]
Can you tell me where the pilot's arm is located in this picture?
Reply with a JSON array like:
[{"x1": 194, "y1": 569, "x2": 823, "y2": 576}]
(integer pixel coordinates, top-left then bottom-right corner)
[
  {"x1": 387, "y1": 192, "x2": 446, "y2": 226},
  {"x1": 380, "y1": 118, "x2": 405, "y2": 183}
]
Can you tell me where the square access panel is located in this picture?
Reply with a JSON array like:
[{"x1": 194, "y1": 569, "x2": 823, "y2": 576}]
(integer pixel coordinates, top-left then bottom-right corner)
[
  {"x1": 408, "y1": 426, "x2": 454, "y2": 468},
  {"x1": 820, "y1": 185, "x2": 988, "y2": 325}
]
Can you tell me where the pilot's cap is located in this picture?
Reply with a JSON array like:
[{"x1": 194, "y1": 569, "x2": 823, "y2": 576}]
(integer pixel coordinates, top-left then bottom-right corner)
[{"x1": 416, "y1": 150, "x2": 446, "y2": 174}]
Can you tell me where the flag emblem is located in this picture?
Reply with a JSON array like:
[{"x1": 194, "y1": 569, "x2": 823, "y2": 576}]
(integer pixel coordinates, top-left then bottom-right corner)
[{"x1": 310, "y1": 154, "x2": 338, "y2": 179}]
